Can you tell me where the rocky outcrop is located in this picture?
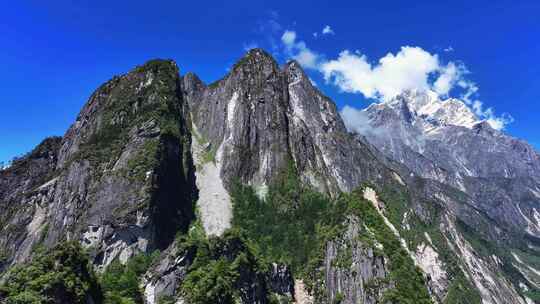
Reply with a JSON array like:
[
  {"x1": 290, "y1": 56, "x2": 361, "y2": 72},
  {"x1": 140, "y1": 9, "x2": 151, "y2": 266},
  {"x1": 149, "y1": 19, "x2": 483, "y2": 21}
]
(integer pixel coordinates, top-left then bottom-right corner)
[
  {"x1": 0, "y1": 59, "x2": 197, "y2": 271},
  {"x1": 184, "y1": 49, "x2": 395, "y2": 196},
  {"x1": 1, "y1": 49, "x2": 537, "y2": 304},
  {"x1": 142, "y1": 233, "x2": 295, "y2": 304},
  {"x1": 358, "y1": 89, "x2": 540, "y2": 302},
  {"x1": 321, "y1": 216, "x2": 391, "y2": 304},
  {"x1": 0, "y1": 136, "x2": 62, "y2": 272}
]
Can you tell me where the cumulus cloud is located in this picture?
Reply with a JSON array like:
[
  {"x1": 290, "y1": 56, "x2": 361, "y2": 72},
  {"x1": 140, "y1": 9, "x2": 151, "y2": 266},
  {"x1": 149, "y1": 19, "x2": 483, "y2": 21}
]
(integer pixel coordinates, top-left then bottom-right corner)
[
  {"x1": 281, "y1": 30, "x2": 320, "y2": 69},
  {"x1": 278, "y1": 31, "x2": 513, "y2": 129},
  {"x1": 458, "y1": 79, "x2": 514, "y2": 130},
  {"x1": 433, "y1": 62, "x2": 468, "y2": 96},
  {"x1": 281, "y1": 30, "x2": 296, "y2": 46},
  {"x1": 340, "y1": 105, "x2": 373, "y2": 134},
  {"x1": 322, "y1": 25, "x2": 335, "y2": 35},
  {"x1": 340, "y1": 105, "x2": 394, "y2": 139},
  {"x1": 321, "y1": 47, "x2": 440, "y2": 100}
]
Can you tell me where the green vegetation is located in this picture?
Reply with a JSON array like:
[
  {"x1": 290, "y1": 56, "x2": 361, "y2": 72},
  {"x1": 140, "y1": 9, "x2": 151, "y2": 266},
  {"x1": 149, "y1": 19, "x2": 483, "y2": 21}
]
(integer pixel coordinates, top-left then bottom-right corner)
[
  {"x1": 124, "y1": 139, "x2": 159, "y2": 182},
  {"x1": 231, "y1": 164, "x2": 432, "y2": 303},
  {"x1": 100, "y1": 252, "x2": 159, "y2": 304},
  {"x1": 231, "y1": 165, "x2": 341, "y2": 273},
  {"x1": 343, "y1": 190, "x2": 432, "y2": 304},
  {"x1": 456, "y1": 219, "x2": 540, "y2": 301},
  {"x1": 0, "y1": 242, "x2": 101, "y2": 304},
  {"x1": 69, "y1": 60, "x2": 185, "y2": 176},
  {"x1": 365, "y1": 180, "x2": 485, "y2": 304},
  {"x1": 0, "y1": 242, "x2": 162, "y2": 304},
  {"x1": 406, "y1": 213, "x2": 481, "y2": 304},
  {"x1": 156, "y1": 295, "x2": 176, "y2": 304},
  {"x1": 192, "y1": 131, "x2": 217, "y2": 165},
  {"x1": 176, "y1": 228, "x2": 274, "y2": 304}
]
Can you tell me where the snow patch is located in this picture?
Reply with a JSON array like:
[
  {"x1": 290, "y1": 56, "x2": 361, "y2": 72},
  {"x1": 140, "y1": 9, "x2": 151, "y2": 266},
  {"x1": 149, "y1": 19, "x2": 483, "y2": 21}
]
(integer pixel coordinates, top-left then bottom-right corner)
[{"x1": 392, "y1": 90, "x2": 479, "y2": 129}]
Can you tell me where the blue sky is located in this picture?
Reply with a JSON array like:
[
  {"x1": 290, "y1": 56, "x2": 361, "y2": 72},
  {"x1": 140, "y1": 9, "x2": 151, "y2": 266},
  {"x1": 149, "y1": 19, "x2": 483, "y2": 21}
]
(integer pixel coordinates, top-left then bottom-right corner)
[{"x1": 1, "y1": 1, "x2": 539, "y2": 164}]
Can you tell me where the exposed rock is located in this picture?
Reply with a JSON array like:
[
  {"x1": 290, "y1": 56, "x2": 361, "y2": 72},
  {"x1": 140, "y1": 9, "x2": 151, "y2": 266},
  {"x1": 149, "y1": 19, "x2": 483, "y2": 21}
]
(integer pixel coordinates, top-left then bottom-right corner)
[
  {"x1": 1, "y1": 59, "x2": 197, "y2": 270},
  {"x1": 321, "y1": 216, "x2": 391, "y2": 304},
  {"x1": 190, "y1": 121, "x2": 232, "y2": 236},
  {"x1": 1, "y1": 49, "x2": 537, "y2": 304}
]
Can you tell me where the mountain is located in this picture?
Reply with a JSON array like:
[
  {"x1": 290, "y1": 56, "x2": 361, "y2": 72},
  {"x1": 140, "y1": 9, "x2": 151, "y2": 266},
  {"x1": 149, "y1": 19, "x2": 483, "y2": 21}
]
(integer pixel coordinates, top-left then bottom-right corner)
[
  {"x1": 360, "y1": 89, "x2": 540, "y2": 236},
  {"x1": 0, "y1": 49, "x2": 538, "y2": 304}
]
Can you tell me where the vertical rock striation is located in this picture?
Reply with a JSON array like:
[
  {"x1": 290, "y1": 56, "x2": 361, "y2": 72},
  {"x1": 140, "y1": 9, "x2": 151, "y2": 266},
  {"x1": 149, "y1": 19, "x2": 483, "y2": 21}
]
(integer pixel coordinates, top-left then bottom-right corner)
[{"x1": 0, "y1": 59, "x2": 197, "y2": 271}]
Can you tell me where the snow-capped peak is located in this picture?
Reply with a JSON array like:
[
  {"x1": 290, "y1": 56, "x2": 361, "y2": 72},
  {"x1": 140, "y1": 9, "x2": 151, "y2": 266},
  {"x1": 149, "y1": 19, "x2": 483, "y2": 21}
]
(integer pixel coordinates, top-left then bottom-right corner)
[{"x1": 388, "y1": 89, "x2": 480, "y2": 129}]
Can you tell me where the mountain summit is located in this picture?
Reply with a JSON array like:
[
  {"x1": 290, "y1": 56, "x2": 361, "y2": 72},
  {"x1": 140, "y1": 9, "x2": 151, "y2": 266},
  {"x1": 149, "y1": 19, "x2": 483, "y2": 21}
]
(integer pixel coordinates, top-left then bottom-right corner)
[{"x1": 0, "y1": 49, "x2": 538, "y2": 304}]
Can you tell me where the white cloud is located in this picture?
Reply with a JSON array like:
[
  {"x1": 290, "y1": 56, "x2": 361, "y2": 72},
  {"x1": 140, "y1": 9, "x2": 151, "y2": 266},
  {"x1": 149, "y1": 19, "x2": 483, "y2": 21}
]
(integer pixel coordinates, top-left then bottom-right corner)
[
  {"x1": 322, "y1": 25, "x2": 335, "y2": 35},
  {"x1": 444, "y1": 46, "x2": 454, "y2": 52},
  {"x1": 321, "y1": 47, "x2": 440, "y2": 100},
  {"x1": 454, "y1": 79, "x2": 513, "y2": 130},
  {"x1": 281, "y1": 30, "x2": 320, "y2": 69},
  {"x1": 278, "y1": 31, "x2": 513, "y2": 129},
  {"x1": 281, "y1": 30, "x2": 296, "y2": 46},
  {"x1": 433, "y1": 62, "x2": 468, "y2": 96},
  {"x1": 257, "y1": 11, "x2": 283, "y2": 53},
  {"x1": 313, "y1": 32, "x2": 318, "y2": 38},
  {"x1": 340, "y1": 105, "x2": 392, "y2": 138},
  {"x1": 340, "y1": 105, "x2": 373, "y2": 134}
]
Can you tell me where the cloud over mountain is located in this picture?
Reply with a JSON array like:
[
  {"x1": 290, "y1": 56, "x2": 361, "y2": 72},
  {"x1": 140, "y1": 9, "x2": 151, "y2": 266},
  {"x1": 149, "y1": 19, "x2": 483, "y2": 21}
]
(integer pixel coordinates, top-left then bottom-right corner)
[{"x1": 279, "y1": 30, "x2": 513, "y2": 129}]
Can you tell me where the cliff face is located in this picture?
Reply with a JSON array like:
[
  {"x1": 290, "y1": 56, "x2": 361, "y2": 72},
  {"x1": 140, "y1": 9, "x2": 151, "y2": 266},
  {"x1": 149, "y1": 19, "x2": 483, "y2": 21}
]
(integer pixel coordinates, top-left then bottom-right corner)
[
  {"x1": 0, "y1": 49, "x2": 538, "y2": 304},
  {"x1": 185, "y1": 49, "x2": 393, "y2": 196},
  {"x1": 359, "y1": 89, "x2": 540, "y2": 302},
  {"x1": 0, "y1": 60, "x2": 197, "y2": 272}
]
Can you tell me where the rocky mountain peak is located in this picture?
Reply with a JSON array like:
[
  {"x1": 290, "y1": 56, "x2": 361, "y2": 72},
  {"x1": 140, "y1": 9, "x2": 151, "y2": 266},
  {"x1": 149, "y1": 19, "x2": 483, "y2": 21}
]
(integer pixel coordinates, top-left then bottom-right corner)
[
  {"x1": 1, "y1": 49, "x2": 539, "y2": 304},
  {"x1": 230, "y1": 48, "x2": 280, "y2": 75},
  {"x1": 384, "y1": 89, "x2": 479, "y2": 130}
]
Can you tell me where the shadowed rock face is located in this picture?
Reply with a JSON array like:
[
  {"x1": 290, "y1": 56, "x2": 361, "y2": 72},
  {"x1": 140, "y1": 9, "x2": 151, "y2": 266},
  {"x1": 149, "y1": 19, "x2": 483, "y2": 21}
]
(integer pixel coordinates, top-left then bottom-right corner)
[
  {"x1": 184, "y1": 49, "x2": 394, "y2": 195},
  {"x1": 1, "y1": 49, "x2": 537, "y2": 304},
  {"x1": 0, "y1": 59, "x2": 197, "y2": 270},
  {"x1": 361, "y1": 90, "x2": 540, "y2": 239}
]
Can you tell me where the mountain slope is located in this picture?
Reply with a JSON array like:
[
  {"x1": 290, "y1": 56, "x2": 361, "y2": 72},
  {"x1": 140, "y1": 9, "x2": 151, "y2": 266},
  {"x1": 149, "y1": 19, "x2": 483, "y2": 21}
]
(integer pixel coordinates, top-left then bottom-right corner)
[
  {"x1": 0, "y1": 60, "x2": 197, "y2": 271},
  {"x1": 0, "y1": 49, "x2": 537, "y2": 304},
  {"x1": 357, "y1": 89, "x2": 540, "y2": 302}
]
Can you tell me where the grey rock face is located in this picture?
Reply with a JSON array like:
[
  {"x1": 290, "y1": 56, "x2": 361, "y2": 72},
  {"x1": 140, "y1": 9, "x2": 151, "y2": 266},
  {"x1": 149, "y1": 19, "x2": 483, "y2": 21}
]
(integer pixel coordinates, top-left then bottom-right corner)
[
  {"x1": 142, "y1": 236, "x2": 295, "y2": 304},
  {"x1": 360, "y1": 90, "x2": 540, "y2": 237},
  {"x1": 184, "y1": 49, "x2": 394, "y2": 195},
  {"x1": 321, "y1": 216, "x2": 390, "y2": 304},
  {"x1": 2, "y1": 49, "x2": 537, "y2": 304},
  {"x1": 0, "y1": 137, "x2": 61, "y2": 272},
  {"x1": 0, "y1": 59, "x2": 197, "y2": 270},
  {"x1": 355, "y1": 89, "x2": 540, "y2": 302}
]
